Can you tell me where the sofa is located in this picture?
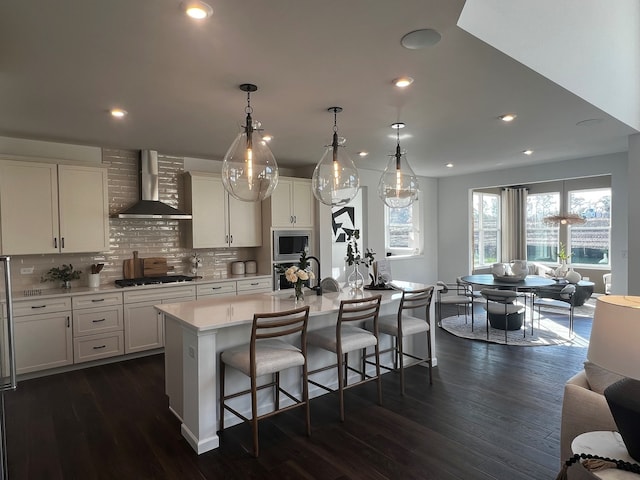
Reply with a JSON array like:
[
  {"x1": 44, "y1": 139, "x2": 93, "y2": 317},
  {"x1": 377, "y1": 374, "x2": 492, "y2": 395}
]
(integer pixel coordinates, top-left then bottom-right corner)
[{"x1": 560, "y1": 362, "x2": 622, "y2": 478}]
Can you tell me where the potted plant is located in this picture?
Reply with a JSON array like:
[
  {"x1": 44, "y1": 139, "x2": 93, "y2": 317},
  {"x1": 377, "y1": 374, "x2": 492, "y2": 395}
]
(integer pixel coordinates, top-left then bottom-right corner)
[
  {"x1": 556, "y1": 242, "x2": 571, "y2": 277},
  {"x1": 345, "y1": 229, "x2": 375, "y2": 289},
  {"x1": 41, "y1": 264, "x2": 82, "y2": 289}
]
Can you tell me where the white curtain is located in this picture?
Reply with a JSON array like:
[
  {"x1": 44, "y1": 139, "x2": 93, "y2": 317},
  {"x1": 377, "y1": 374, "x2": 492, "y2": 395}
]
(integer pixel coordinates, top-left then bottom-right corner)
[{"x1": 501, "y1": 187, "x2": 527, "y2": 261}]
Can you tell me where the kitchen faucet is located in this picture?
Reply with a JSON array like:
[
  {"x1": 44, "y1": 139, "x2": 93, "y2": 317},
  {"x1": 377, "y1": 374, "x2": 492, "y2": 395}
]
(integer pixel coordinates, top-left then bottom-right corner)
[{"x1": 306, "y1": 256, "x2": 322, "y2": 295}]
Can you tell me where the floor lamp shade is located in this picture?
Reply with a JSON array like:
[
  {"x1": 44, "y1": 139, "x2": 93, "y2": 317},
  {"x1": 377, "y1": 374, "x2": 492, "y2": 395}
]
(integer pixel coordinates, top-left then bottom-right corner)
[{"x1": 587, "y1": 295, "x2": 640, "y2": 461}]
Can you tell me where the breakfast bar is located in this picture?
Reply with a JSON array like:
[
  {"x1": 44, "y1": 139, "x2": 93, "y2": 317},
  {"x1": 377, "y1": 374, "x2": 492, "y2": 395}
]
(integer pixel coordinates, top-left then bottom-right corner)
[{"x1": 155, "y1": 283, "x2": 427, "y2": 454}]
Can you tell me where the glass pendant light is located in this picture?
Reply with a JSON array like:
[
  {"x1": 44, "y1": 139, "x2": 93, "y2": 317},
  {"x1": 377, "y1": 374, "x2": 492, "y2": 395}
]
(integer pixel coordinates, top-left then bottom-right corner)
[
  {"x1": 311, "y1": 107, "x2": 359, "y2": 206},
  {"x1": 222, "y1": 83, "x2": 279, "y2": 202},
  {"x1": 378, "y1": 122, "x2": 419, "y2": 208}
]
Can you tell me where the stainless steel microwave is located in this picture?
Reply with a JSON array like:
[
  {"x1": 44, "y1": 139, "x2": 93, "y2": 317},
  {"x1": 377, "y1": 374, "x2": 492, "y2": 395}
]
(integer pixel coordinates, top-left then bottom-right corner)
[{"x1": 273, "y1": 230, "x2": 313, "y2": 262}]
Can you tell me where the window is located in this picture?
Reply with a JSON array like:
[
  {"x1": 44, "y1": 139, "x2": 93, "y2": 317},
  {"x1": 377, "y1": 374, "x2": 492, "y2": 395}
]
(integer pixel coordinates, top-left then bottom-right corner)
[
  {"x1": 526, "y1": 192, "x2": 560, "y2": 262},
  {"x1": 472, "y1": 192, "x2": 500, "y2": 267},
  {"x1": 568, "y1": 188, "x2": 611, "y2": 266},
  {"x1": 384, "y1": 202, "x2": 421, "y2": 256}
]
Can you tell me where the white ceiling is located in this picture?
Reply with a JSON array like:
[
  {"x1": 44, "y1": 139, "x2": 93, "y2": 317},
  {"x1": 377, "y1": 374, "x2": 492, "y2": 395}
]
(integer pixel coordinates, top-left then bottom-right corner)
[{"x1": 0, "y1": 0, "x2": 636, "y2": 177}]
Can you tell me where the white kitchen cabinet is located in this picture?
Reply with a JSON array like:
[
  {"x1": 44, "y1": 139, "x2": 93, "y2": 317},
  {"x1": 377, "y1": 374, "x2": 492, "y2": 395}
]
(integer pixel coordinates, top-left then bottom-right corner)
[
  {"x1": 184, "y1": 172, "x2": 262, "y2": 249},
  {"x1": 123, "y1": 285, "x2": 196, "y2": 354},
  {"x1": 72, "y1": 292, "x2": 124, "y2": 363},
  {"x1": 269, "y1": 177, "x2": 314, "y2": 228},
  {"x1": 0, "y1": 160, "x2": 109, "y2": 255},
  {"x1": 13, "y1": 296, "x2": 73, "y2": 374},
  {"x1": 236, "y1": 277, "x2": 273, "y2": 294}
]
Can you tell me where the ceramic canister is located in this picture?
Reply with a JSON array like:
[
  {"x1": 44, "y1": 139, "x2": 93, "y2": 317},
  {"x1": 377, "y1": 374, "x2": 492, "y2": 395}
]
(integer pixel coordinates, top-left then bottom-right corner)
[
  {"x1": 231, "y1": 261, "x2": 245, "y2": 275},
  {"x1": 244, "y1": 261, "x2": 257, "y2": 274}
]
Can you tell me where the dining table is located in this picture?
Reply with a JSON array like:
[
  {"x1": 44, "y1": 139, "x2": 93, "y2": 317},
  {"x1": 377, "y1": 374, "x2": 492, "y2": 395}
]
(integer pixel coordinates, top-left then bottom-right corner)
[{"x1": 154, "y1": 281, "x2": 427, "y2": 455}]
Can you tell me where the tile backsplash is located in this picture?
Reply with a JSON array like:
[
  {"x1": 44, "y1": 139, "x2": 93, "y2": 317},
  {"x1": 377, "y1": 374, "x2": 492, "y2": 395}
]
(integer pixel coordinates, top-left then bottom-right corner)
[{"x1": 9, "y1": 148, "x2": 258, "y2": 292}]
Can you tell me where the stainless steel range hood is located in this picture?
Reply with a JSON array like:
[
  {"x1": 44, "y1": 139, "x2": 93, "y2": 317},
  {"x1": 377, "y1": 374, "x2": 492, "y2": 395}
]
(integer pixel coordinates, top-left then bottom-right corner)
[{"x1": 116, "y1": 150, "x2": 192, "y2": 219}]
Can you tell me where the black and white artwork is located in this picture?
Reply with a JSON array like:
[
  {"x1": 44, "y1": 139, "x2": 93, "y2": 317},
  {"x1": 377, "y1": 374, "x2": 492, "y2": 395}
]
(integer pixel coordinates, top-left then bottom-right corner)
[{"x1": 331, "y1": 206, "x2": 355, "y2": 243}]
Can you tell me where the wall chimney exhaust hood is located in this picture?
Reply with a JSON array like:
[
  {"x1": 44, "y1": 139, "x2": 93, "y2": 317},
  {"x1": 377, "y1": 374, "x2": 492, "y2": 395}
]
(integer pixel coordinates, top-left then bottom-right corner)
[{"x1": 115, "y1": 150, "x2": 192, "y2": 219}]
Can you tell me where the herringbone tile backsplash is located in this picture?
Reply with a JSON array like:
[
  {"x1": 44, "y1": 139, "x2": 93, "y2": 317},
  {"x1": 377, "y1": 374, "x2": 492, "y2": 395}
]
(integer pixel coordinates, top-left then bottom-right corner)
[{"x1": 10, "y1": 149, "x2": 256, "y2": 292}]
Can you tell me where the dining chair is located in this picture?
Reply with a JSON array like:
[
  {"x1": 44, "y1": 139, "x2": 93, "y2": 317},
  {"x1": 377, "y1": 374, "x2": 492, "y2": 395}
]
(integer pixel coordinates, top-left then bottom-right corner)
[
  {"x1": 480, "y1": 288, "x2": 527, "y2": 343},
  {"x1": 533, "y1": 284, "x2": 576, "y2": 337},
  {"x1": 368, "y1": 285, "x2": 434, "y2": 395},
  {"x1": 219, "y1": 305, "x2": 311, "y2": 457},
  {"x1": 307, "y1": 295, "x2": 382, "y2": 422},
  {"x1": 436, "y1": 278, "x2": 474, "y2": 329}
]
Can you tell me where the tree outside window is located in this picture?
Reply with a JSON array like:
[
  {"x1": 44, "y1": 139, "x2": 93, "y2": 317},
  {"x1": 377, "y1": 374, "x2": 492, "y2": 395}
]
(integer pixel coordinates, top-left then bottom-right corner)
[
  {"x1": 526, "y1": 192, "x2": 560, "y2": 262},
  {"x1": 568, "y1": 188, "x2": 611, "y2": 266},
  {"x1": 385, "y1": 202, "x2": 421, "y2": 256}
]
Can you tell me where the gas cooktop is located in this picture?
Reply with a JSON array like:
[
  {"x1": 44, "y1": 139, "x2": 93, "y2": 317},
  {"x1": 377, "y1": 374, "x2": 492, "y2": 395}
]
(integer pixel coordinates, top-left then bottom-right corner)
[{"x1": 115, "y1": 275, "x2": 194, "y2": 288}]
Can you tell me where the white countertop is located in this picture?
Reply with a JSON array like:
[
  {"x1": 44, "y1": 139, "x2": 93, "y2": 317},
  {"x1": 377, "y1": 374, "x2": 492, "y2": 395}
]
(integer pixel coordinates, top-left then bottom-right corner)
[{"x1": 155, "y1": 280, "x2": 428, "y2": 332}]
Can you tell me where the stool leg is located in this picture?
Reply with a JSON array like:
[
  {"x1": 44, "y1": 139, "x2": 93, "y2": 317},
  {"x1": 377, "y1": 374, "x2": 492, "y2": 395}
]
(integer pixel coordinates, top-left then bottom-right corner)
[
  {"x1": 398, "y1": 334, "x2": 405, "y2": 395},
  {"x1": 219, "y1": 359, "x2": 226, "y2": 431},
  {"x1": 337, "y1": 349, "x2": 345, "y2": 422},
  {"x1": 251, "y1": 371, "x2": 259, "y2": 457}
]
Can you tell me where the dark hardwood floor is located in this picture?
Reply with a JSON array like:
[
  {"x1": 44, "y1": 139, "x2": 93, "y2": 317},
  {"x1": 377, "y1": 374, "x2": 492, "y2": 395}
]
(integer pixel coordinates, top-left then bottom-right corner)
[{"x1": 4, "y1": 304, "x2": 593, "y2": 479}]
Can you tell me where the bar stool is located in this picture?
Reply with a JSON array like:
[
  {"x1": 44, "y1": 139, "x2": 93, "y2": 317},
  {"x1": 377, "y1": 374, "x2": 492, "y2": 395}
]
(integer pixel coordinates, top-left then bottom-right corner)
[
  {"x1": 219, "y1": 305, "x2": 310, "y2": 457},
  {"x1": 369, "y1": 286, "x2": 434, "y2": 394},
  {"x1": 307, "y1": 295, "x2": 382, "y2": 422}
]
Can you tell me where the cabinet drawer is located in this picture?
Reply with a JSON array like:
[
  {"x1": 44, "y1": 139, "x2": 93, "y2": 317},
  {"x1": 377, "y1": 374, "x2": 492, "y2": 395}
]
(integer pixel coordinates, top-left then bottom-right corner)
[
  {"x1": 73, "y1": 305, "x2": 123, "y2": 337},
  {"x1": 196, "y1": 282, "x2": 236, "y2": 298},
  {"x1": 72, "y1": 292, "x2": 122, "y2": 310},
  {"x1": 13, "y1": 296, "x2": 72, "y2": 317},
  {"x1": 124, "y1": 285, "x2": 197, "y2": 304},
  {"x1": 74, "y1": 331, "x2": 124, "y2": 363},
  {"x1": 236, "y1": 277, "x2": 272, "y2": 293}
]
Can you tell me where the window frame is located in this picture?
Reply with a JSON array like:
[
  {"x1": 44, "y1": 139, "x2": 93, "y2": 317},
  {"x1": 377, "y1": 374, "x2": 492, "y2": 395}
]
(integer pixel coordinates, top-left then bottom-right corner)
[
  {"x1": 567, "y1": 187, "x2": 611, "y2": 268},
  {"x1": 384, "y1": 200, "x2": 422, "y2": 257},
  {"x1": 472, "y1": 191, "x2": 501, "y2": 268}
]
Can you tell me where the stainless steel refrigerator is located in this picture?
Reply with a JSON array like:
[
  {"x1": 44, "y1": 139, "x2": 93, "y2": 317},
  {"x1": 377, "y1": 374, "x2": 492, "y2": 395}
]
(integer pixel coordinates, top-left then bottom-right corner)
[{"x1": 0, "y1": 257, "x2": 16, "y2": 480}]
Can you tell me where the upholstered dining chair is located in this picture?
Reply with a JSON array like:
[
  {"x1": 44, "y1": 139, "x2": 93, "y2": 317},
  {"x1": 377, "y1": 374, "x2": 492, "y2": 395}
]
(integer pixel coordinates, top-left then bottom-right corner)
[
  {"x1": 533, "y1": 284, "x2": 576, "y2": 337},
  {"x1": 307, "y1": 295, "x2": 382, "y2": 422},
  {"x1": 219, "y1": 305, "x2": 311, "y2": 457},
  {"x1": 436, "y1": 278, "x2": 474, "y2": 329},
  {"x1": 369, "y1": 285, "x2": 434, "y2": 395},
  {"x1": 480, "y1": 288, "x2": 527, "y2": 343}
]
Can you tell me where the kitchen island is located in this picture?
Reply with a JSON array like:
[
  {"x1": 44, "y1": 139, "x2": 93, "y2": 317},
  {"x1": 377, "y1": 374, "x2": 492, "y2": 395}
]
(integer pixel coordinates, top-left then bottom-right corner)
[{"x1": 155, "y1": 282, "x2": 428, "y2": 454}]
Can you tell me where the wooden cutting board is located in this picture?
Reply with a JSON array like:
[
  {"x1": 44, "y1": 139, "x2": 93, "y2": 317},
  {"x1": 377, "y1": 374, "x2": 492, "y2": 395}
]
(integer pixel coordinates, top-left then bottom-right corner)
[
  {"x1": 123, "y1": 251, "x2": 144, "y2": 279},
  {"x1": 143, "y1": 257, "x2": 169, "y2": 277}
]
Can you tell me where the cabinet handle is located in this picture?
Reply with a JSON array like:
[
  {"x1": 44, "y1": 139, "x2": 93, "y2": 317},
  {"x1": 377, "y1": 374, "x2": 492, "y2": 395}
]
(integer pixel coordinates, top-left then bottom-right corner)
[
  {"x1": 294, "y1": 215, "x2": 297, "y2": 223},
  {"x1": 225, "y1": 234, "x2": 229, "y2": 243},
  {"x1": 61, "y1": 237, "x2": 65, "y2": 249},
  {"x1": 92, "y1": 318, "x2": 106, "y2": 323},
  {"x1": 31, "y1": 305, "x2": 47, "y2": 309},
  {"x1": 93, "y1": 345, "x2": 106, "y2": 350},
  {"x1": 250, "y1": 282, "x2": 259, "y2": 286},
  {"x1": 66, "y1": 316, "x2": 70, "y2": 328},
  {"x1": 290, "y1": 216, "x2": 293, "y2": 224},
  {"x1": 91, "y1": 298, "x2": 105, "y2": 303},
  {"x1": 230, "y1": 234, "x2": 233, "y2": 244},
  {"x1": 54, "y1": 237, "x2": 57, "y2": 249},
  {"x1": 210, "y1": 286, "x2": 222, "y2": 290}
]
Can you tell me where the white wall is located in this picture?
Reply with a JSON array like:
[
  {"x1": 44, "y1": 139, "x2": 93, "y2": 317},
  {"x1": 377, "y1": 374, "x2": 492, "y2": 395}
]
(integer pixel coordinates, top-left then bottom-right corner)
[{"x1": 437, "y1": 152, "x2": 629, "y2": 292}]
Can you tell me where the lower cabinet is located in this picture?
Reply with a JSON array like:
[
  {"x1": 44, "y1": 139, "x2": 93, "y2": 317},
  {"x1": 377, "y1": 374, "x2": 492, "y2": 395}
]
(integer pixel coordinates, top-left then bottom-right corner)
[
  {"x1": 123, "y1": 285, "x2": 196, "y2": 354},
  {"x1": 14, "y1": 297, "x2": 73, "y2": 375},
  {"x1": 72, "y1": 292, "x2": 124, "y2": 363}
]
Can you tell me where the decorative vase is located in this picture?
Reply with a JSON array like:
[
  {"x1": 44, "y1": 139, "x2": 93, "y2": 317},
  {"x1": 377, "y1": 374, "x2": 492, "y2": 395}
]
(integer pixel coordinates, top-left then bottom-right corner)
[
  {"x1": 63, "y1": 280, "x2": 72, "y2": 289},
  {"x1": 347, "y1": 265, "x2": 365, "y2": 290},
  {"x1": 565, "y1": 267, "x2": 582, "y2": 284},
  {"x1": 294, "y1": 281, "x2": 304, "y2": 304},
  {"x1": 557, "y1": 259, "x2": 569, "y2": 278}
]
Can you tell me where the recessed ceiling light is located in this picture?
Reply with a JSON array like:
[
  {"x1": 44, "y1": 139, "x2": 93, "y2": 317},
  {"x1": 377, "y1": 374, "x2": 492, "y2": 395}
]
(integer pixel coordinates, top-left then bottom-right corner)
[
  {"x1": 393, "y1": 77, "x2": 414, "y2": 88},
  {"x1": 523, "y1": 149, "x2": 533, "y2": 156},
  {"x1": 445, "y1": 163, "x2": 453, "y2": 168},
  {"x1": 499, "y1": 113, "x2": 517, "y2": 122},
  {"x1": 110, "y1": 108, "x2": 127, "y2": 118},
  {"x1": 401, "y1": 29, "x2": 442, "y2": 49},
  {"x1": 182, "y1": 1, "x2": 213, "y2": 19},
  {"x1": 357, "y1": 151, "x2": 368, "y2": 157}
]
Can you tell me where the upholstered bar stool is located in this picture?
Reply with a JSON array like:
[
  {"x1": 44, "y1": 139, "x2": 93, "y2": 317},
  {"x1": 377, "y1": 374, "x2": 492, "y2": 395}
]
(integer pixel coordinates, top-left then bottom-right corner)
[
  {"x1": 367, "y1": 286, "x2": 434, "y2": 395},
  {"x1": 436, "y1": 279, "x2": 474, "y2": 329},
  {"x1": 480, "y1": 288, "x2": 526, "y2": 343},
  {"x1": 307, "y1": 295, "x2": 382, "y2": 422},
  {"x1": 219, "y1": 305, "x2": 311, "y2": 457}
]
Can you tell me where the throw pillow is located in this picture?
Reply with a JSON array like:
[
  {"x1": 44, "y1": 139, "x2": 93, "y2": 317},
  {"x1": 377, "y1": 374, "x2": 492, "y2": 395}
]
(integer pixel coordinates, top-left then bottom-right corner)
[{"x1": 583, "y1": 361, "x2": 625, "y2": 394}]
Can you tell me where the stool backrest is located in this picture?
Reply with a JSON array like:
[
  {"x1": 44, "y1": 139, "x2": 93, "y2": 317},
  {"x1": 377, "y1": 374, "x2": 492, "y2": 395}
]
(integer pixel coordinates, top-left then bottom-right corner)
[{"x1": 398, "y1": 286, "x2": 434, "y2": 320}]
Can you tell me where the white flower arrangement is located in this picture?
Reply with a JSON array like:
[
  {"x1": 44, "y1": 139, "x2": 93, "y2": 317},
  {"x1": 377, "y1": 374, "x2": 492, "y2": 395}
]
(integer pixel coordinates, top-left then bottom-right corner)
[{"x1": 284, "y1": 265, "x2": 315, "y2": 284}]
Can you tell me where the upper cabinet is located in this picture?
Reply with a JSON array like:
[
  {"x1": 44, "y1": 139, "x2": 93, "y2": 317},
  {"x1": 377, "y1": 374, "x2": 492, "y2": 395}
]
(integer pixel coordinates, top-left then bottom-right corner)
[
  {"x1": 269, "y1": 177, "x2": 314, "y2": 229},
  {"x1": 184, "y1": 172, "x2": 262, "y2": 249},
  {"x1": 0, "y1": 161, "x2": 109, "y2": 255}
]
